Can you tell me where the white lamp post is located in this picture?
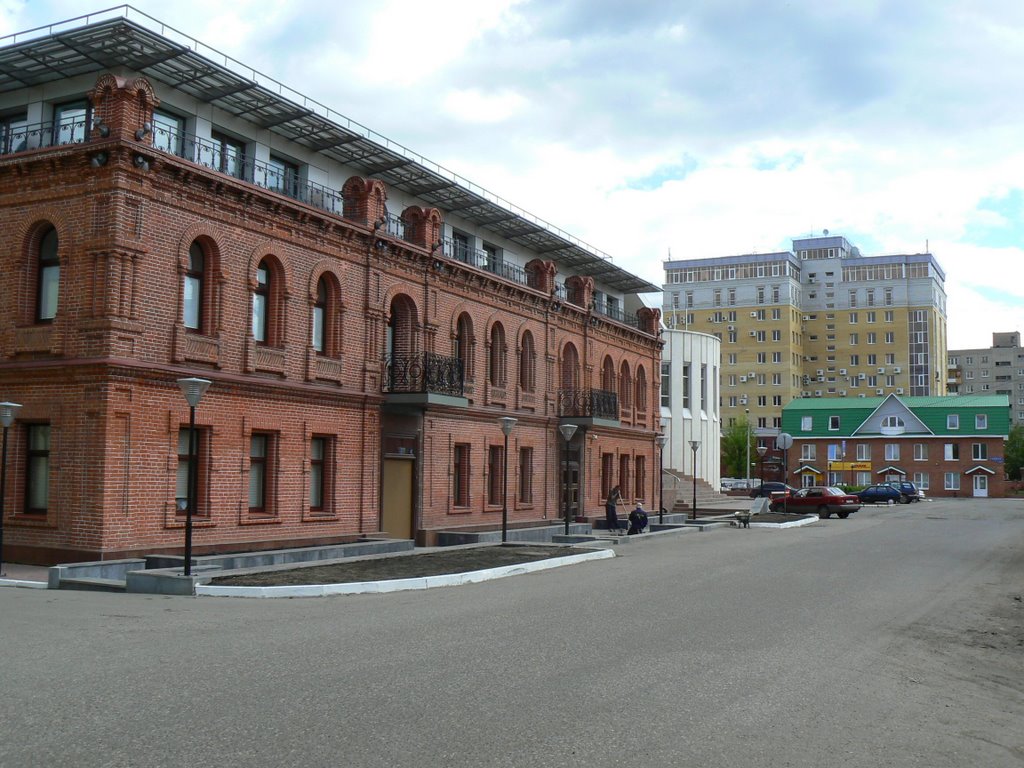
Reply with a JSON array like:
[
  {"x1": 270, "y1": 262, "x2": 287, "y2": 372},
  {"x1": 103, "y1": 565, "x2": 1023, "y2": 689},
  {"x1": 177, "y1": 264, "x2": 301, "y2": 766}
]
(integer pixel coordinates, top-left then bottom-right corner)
[
  {"x1": 689, "y1": 439, "x2": 700, "y2": 521},
  {"x1": 656, "y1": 433, "x2": 668, "y2": 524},
  {"x1": 498, "y1": 417, "x2": 517, "y2": 543},
  {"x1": 0, "y1": 401, "x2": 22, "y2": 577},
  {"x1": 176, "y1": 378, "x2": 211, "y2": 576}
]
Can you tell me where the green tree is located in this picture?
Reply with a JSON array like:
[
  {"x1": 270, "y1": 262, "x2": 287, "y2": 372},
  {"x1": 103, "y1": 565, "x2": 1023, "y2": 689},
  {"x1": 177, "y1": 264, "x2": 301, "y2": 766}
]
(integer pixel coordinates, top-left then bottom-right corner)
[
  {"x1": 1005, "y1": 424, "x2": 1024, "y2": 481},
  {"x1": 721, "y1": 419, "x2": 755, "y2": 478}
]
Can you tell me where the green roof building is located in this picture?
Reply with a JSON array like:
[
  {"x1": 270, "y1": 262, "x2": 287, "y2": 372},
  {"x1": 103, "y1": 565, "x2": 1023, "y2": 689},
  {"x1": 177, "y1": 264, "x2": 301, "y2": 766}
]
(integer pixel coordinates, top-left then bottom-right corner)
[{"x1": 780, "y1": 394, "x2": 1010, "y2": 497}]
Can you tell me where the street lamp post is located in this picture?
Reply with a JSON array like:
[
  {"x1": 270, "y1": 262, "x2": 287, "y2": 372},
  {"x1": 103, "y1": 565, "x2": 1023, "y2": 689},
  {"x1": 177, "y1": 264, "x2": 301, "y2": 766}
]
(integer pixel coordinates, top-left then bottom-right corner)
[
  {"x1": 176, "y1": 378, "x2": 211, "y2": 577},
  {"x1": 0, "y1": 401, "x2": 22, "y2": 577},
  {"x1": 498, "y1": 417, "x2": 517, "y2": 543},
  {"x1": 744, "y1": 409, "x2": 751, "y2": 489},
  {"x1": 558, "y1": 424, "x2": 578, "y2": 535},
  {"x1": 757, "y1": 445, "x2": 767, "y2": 490},
  {"x1": 689, "y1": 439, "x2": 700, "y2": 521},
  {"x1": 656, "y1": 433, "x2": 668, "y2": 524}
]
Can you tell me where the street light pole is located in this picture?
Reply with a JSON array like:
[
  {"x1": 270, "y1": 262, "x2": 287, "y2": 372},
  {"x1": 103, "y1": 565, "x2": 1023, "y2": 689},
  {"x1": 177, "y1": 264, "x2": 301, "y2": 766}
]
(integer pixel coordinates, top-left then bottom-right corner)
[
  {"x1": 558, "y1": 424, "x2": 578, "y2": 535},
  {"x1": 498, "y1": 417, "x2": 517, "y2": 543},
  {"x1": 689, "y1": 439, "x2": 700, "y2": 521},
  {"x1": 176, "y1": 378, "x2": 211, "y2": 577},
  {"x1": 0, "y1": 401, "x2": 22, "y2": 577},
  {"x1": 656, "y1": 433, "x2": 668, "y2": 524},
  {"x1": 757, "y1": 444, "x2": 767, "y2": 490},
  {"x1": 744, "y1": 408, "x2": 751, "y2": 489}
]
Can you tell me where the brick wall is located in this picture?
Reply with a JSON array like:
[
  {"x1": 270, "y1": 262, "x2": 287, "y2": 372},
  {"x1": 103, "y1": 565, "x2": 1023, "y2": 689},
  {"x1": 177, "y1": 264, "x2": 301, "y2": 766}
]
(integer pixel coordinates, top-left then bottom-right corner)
[{"x1": 0, "y1": 72, "x2": 662, "y2": 563}]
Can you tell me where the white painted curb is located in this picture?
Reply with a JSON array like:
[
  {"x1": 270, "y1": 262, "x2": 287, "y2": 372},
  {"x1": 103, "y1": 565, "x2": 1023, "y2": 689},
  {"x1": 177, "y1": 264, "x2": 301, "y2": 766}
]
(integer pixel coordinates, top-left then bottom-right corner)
[
  {"x1": 196, "y1": 547, "x2": 616, "y2": 598},
  {"x1": 0, "y1": 578, "x2": 48, "y2": 589},
  {"x1": 749, "y1": 516, "x2": 819, "y2": 529}
]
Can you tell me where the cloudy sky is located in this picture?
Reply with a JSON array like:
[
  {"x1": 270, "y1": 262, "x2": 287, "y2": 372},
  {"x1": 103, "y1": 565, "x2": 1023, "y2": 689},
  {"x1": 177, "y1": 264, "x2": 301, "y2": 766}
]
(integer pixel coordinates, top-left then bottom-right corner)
[{"x1": 3, "y1": 0, "x2": 1023, "y2": 349}]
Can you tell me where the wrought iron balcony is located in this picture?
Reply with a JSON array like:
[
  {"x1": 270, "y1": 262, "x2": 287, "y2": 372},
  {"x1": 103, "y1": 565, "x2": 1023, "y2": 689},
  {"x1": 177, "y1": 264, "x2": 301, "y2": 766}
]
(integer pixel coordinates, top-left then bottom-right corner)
[
  {"x1": 593, "y1": 302, "x2": 639, "y2": 330},
  {"x1": 441, "y1": 237, "x2": 528, "y2": 288},
  {"x1": 383, "y1": 353, "x2": 464, "y2": 396},
  {"x1": 557, "y1": 388, "x2": 618, "y2": 420},
  {"x1": 0, "y1": 117, "x2": 91, "y2": 156}
]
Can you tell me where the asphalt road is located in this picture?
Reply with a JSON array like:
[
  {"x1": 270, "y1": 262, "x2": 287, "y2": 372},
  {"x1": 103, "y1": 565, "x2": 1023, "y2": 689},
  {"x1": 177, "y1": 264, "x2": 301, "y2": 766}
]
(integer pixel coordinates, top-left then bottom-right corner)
[{"x1": 1, "y1": 499, "x2": 1022, "y2": 768}]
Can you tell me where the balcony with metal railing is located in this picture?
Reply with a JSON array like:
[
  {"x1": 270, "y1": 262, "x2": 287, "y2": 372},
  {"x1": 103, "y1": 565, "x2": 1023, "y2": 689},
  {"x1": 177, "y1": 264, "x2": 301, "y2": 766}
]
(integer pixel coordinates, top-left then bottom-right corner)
[
  {"x1": 382, "y1": 352, "x2": 466, "y2": 407},
  {"x1": 2, "y1": 116, "x2": 635, "y2": 321},
  {"x1": 440, "y1": 237, "x2": 529, "y2": 288},
  {"x1": 0, "y1": 117, "x2": 92, "y2": 155},
  {"x1": 557, "y1": 388, "x2": 619, "y2": 426}
]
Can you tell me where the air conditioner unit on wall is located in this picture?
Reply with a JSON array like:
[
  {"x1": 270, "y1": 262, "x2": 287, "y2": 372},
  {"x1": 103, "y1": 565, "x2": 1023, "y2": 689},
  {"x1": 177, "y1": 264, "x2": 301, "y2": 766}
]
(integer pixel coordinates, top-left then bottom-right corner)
[
  {"x1": 814, "y1": 390, "x2": 823, "y2": 397},
  {"x1": 750, "y1": 331, "x2": 757, "y2": 337},
  {"x1": 894, "y1": 367, "x2": 901, "y2": 373},
  {"x1": 875, "y1": 388, "x2": 884, "y2": 395},
  {"x1": 839, "y1": 368, "x2": 847, "y2": 375},
  {"x1": 740, "y1": 376, "x2": 747, "y2": 382},
  {"x1": 839, "y1": 390, "x2": 847, "y2": 396},
  {"x1": 878, "y1": 367, "x2": 885, "y2": 373},
  {"x1": 859, "y1": 373, "x2": 866, "y2": 380},
  {"x1": 751, "y1": 312, "x2": 758, "y2": 318},
  {"x1": 728, "y1": 325, "x2": 735, "y2": 331},
  {"x1": 896, "y1": 387, "x2": 904, "y2": 394},
  {"x1": 858, "y1": 393, "x2": 866, "y2": 398}
]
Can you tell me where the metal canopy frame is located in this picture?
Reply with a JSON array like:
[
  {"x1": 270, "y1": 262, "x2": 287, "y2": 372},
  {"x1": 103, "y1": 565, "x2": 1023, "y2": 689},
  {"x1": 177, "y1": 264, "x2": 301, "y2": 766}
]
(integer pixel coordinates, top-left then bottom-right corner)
[{"x1": 0, "y1": 7, "x2": 658, "y2": 294}]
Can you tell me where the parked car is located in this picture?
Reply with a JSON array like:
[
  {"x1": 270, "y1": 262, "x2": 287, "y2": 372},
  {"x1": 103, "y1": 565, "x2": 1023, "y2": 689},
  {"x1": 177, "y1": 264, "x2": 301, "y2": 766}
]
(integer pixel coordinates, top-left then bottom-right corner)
[
  {"x1": 771, "y1": 486, "x2": 861, "y2": 518},
  {"x1": 750, "y1": 482, "x2": 796, "y2": 499},
  {"x1": 884, "y1": 481, "x2": 923, "y2": 502},
  {"x1": 856, "y1": 484, "x2": 906, "y2": 504}
]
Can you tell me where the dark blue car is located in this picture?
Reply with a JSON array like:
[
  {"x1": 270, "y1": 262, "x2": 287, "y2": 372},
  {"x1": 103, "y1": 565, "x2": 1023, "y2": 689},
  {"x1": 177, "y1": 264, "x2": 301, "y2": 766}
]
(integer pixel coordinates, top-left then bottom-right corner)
[{"x1": 856, "y1": 485, "x2": 906, "y2": 504}]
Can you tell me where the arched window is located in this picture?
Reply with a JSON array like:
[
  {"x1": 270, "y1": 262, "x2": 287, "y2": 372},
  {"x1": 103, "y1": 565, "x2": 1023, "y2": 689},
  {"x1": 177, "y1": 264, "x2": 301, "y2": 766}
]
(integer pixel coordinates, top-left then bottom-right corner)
[
  {"x1": 36, "y1": 226, "x2": 59, "y2": 322},
  {"x1": 561, "y1": 343, "x2": 579, "y2": 391},
  {"x1": 601, "y1": 356, "x2": 616, "y2": 392},
  {"x1": 252, "y1": 261, "x2": 270, "y2": 342},
  {"x1": 312, "y1": 276, "x2": 328, "y2": 353},
  {"x1": 489, "y1": 322, "x2": 506, "y2": 387},
  {"x1": 183, "y1": 241, "x2": 205, "y2": 331},
  {"x1": 635, "y1": 366, "x2": 648, "y2": 412},
  {"x1": 619, "y1": 361, "x2": 633, "y2": 410},
  {"x1": 519, "y1": 330, "x2": 536, "y2": 392},
  {"x1": 455, "y1": 313, "x2": 474, "y2": 380}
]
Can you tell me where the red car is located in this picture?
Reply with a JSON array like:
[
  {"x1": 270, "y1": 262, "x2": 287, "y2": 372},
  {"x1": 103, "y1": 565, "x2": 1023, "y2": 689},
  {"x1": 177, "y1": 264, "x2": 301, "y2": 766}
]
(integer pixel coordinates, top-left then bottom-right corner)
[{"x1": 769, "y1": 486, "x2": 861, "y2": 518}]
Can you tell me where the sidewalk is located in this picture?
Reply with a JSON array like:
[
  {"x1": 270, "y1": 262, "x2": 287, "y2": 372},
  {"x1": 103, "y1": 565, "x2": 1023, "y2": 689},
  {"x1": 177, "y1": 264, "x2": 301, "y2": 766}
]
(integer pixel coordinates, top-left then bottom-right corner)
[{"x1": 1, "y1": 562, "x2": 49, "y2": 586}]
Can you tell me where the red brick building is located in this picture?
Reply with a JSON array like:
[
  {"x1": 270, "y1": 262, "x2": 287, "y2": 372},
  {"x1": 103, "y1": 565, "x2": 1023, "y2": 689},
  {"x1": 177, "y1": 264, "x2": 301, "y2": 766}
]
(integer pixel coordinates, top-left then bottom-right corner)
[{"x1": 0, "y1": 12, "x2": 661, "y2": 564}]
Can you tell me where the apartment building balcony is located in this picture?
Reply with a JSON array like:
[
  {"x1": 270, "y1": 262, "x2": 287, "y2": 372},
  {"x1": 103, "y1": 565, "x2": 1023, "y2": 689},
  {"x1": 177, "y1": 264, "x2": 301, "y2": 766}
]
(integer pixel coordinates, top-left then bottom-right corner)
[
  {"x1": 382, "y1": 353, "x2": 467, "y2": 408},
  {"x1": 557, "y1": 388, "x2": 619, "y2": 428}
]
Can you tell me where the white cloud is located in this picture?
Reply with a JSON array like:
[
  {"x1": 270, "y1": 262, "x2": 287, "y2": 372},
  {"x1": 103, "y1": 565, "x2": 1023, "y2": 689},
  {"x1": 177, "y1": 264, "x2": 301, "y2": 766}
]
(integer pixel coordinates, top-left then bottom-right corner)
[{"x1": 6, "y1": 0, "x2": 1023, "y2": 351}]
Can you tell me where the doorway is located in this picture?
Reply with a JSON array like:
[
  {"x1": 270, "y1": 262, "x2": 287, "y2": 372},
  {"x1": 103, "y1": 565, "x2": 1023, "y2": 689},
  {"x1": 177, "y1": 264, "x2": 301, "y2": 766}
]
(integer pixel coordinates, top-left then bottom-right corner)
[
  {"x1": 381, "y1": 458, "x2": 414, "y2": 538},
  {"x1": 972, "y1": 474, "x2": 989, "y2": 498}
]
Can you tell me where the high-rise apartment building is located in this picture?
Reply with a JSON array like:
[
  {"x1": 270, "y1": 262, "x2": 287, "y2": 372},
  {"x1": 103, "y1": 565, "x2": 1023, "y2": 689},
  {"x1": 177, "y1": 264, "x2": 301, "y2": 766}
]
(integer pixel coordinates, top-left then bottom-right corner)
[
  {"x1": 948, "y1": 332, "x2": 1024, "y2": 427},
  {"x1": 663, "y1": 234, "x2": 948, "y2": 438}
]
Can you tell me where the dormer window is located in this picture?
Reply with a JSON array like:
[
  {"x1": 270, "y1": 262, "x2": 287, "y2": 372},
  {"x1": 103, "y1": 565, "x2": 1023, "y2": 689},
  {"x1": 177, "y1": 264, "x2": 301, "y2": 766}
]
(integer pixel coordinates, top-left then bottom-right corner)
[
  {"x1": 881, "y1": 415, "x2": 905, "y2": 435},
  {"x1": 828, "y1": 415, "x2": 840, "y2": 431}
]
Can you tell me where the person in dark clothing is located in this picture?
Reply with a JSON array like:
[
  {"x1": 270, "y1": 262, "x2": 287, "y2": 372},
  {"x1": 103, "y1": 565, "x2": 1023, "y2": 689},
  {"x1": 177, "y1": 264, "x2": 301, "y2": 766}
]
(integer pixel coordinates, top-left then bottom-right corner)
[
  {"x1": 627, "y1": 502, "x2": 648, "y2": 535},
  {"x1": 605, "y1": 485, "x2": 624, "y2": 534}
]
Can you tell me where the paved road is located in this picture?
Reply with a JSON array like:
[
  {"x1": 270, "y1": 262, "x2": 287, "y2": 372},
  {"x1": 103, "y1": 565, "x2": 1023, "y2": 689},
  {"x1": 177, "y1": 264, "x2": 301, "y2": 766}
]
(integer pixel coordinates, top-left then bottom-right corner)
[{"x1": 2, "y1": 499, "x2": 1022, "y2": 768}]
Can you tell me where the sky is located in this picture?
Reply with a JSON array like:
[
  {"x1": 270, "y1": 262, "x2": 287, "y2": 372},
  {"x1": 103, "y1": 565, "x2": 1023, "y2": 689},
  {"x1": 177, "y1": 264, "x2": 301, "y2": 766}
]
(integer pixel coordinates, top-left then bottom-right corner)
[{"x1": 3, "y1": 0, "x2": 1023, "y2": 350}]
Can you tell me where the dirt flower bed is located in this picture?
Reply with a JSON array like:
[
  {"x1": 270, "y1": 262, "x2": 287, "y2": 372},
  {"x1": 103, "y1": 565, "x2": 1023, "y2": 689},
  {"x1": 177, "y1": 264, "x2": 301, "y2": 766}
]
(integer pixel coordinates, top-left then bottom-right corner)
[{"x1": 209, "y1": 544, "x2": 587, "y2": 587}]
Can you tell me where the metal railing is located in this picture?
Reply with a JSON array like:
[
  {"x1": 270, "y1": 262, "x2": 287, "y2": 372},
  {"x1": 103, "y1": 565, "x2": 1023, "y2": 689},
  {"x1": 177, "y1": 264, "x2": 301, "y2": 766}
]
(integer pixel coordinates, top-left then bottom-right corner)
[
  {"x1": 594, "y1": 302, "x2": 639, "y2": 329},
  {"x1": 383, "y1": 353, "x2": 464, "y2": 396},
  {"x1": 0, "y1": 118, "x2": 92, "y2": 156},
  {"x1": 557, "y1": 388, "x2": 618, "y2": 420},
  {"x1": 441, "y1": 237, "x2": 529, "y2": 288}
]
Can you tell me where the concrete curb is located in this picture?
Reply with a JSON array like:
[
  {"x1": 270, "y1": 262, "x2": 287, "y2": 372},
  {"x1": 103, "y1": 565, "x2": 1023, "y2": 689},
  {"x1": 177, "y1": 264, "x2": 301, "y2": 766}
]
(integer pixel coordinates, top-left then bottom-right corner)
[
  {"x1": 0, "y1": 577, "x2": 48, "y2": 589},
  {"x1": 749, "y1": 516, "x2": 819, "y2": 529},
  {"x1": 196, "y1": 547, "x2": 616, "y2": 598}
]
